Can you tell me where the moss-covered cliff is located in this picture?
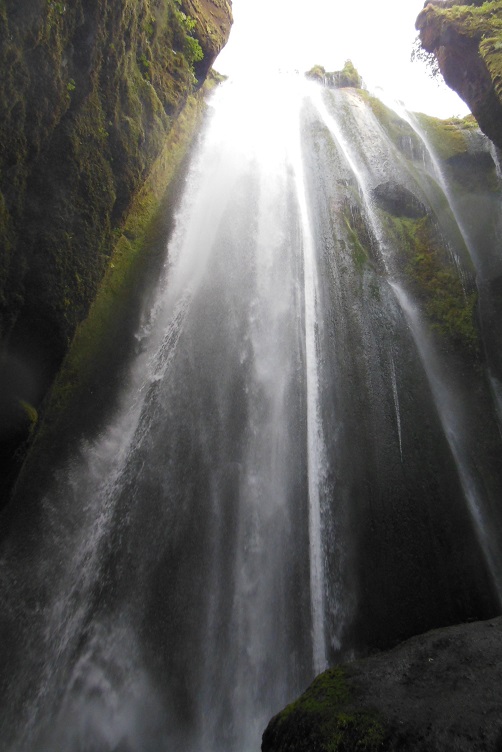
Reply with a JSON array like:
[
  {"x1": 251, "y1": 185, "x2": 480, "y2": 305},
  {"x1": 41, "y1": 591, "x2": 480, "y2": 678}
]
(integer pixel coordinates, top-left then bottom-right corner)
[
  {"x1": 0, "y1": 0, "x2": 231, "y2": 500},
  {"x1": 416, "y1": 0, "x2": 502, "y2": 149}
]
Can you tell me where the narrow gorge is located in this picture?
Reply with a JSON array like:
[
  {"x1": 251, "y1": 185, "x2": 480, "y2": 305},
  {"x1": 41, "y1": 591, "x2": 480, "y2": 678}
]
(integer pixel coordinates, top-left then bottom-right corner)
[{"x1": 1, "y1": 1, "x2": 502, "y2": 751}]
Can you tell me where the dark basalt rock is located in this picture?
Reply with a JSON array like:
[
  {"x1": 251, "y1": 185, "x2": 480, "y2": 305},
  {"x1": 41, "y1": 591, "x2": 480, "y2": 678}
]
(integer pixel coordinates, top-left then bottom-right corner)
[
  {"x1": 372, "y1": 181, "x2": 428, "y2": 218},
  {"x1": 262, "y1": 617, "x2": 502, "y2": 752}
]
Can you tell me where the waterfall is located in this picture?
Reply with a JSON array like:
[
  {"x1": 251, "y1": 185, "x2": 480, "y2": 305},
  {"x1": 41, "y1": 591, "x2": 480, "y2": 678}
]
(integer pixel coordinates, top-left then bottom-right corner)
[
  {"x1": 1, "y1": 75, "x2": 502, "y2": 752},
  {"x1": 391, "y1": 281, "x2": 502, "y2": 604}
]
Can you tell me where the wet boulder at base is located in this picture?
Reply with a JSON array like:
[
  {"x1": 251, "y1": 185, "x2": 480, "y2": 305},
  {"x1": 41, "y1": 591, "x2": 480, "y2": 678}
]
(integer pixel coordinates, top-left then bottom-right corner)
[
  {"x1": 262, "y1": 617, "x2": 502, "y2": 752},
  {"x1": 416, "y1": 0, "x2": 502, "y2": 150}
]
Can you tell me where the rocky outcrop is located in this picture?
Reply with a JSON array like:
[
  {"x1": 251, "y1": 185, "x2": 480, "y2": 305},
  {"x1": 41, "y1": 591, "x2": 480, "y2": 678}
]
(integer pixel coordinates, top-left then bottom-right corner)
[
  {"x1": 179, "y1": 0, "x2": 233, "y2": 82},
  {"x1": 416, "y1": 0, "x2": 502, "y2": 149},
  {"x1": 262, "y1": 617, "x2": 502, "y2": 752},
  {"x1": 306, "y1": 60, "x2": 362, "y2": 89},
  {"x1": 0, "y1": 0, "x2": 232, "y2": 501},
  {"x1": 372, "y1": 181, "x2": 428, "y2": 218}
]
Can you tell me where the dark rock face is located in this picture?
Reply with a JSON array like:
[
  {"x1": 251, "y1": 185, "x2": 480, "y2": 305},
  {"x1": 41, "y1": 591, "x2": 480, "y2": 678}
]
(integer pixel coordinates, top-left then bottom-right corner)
[
  {"x1": 0, "y1": 0, "x2": 232, "y2": 500},
  {"x1": 416, "y1": 0, "x2": 502, "y2": 149},
  {"x1": 372, "y1": 181, "x2": 428, "y2": 218},
  {"x1": 0, "y1": 0, "x2": 232, "y2": 352},
  {"x1": 262, "y1": 617, "x2": 502, "y2": 752}
]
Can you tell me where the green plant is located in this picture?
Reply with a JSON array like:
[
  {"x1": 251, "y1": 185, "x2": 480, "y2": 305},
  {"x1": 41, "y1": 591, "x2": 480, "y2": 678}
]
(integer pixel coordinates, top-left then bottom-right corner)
[
  {"x1": 411, "y1": 35, "x2": 441, "y2": 80},
  {"x1": 138, "y1": 53, "x2": 151, "y2": 80},
  {"x1": 172, "y1": 0, "x2": 204, "y2": 71},
  {"x1": 184, "y1": 35, "x2": 204, "y2": 65}
]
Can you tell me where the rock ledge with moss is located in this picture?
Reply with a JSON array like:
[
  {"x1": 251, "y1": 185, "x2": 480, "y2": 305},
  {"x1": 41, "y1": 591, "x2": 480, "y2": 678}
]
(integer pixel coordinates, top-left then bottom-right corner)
[
  {"x1": 416, "y1": 0, "x2": 502, "y2": 149},
  {"x1": 0, "y1": 0, "x2": 232, "y2": 502},
  {"x1": 262, "y1": 617, "x2": 502, "y2": 751}
]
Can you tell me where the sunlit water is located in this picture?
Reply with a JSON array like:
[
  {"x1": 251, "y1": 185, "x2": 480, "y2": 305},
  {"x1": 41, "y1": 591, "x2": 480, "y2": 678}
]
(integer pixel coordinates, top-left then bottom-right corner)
[{"x1": 1, "y1": 74, "x2": 502, "y2": 752}]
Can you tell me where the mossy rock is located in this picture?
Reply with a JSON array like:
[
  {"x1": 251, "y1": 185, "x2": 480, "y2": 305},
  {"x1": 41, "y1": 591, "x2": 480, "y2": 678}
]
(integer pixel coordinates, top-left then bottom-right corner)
[
  {"x1": 306, "y1": 61, "x2": 362, "y2": 89},
  {"x1": 381, "y1": 211, "x2": 479, "y2": 354},
  {"x1": 262, "y1": 618, "x2": 502, "y2": 752},
  {"x1": 306, "y1": 64, "x2": 327, "y2": 82},
  {"x1": 416, "y1": 1, "x2": 502, "y2": 148},
  {"x1": 0, "y1": 0, "x2": 232, "y2": 359},
  {"x1": 0, "y1": 0, "x2": 232, "y2": 503},
  {"x1": 262, "y1": 668, "x2": 387, "y2": 752},
  {"x1": 11, "y1": 83, "x2": 211, "y2": 507}
]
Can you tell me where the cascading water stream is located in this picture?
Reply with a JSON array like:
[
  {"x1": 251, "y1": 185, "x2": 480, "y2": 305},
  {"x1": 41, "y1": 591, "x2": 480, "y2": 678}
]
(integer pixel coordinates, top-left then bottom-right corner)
[
  {"x1": 0, "y1": 74, "x2": 335, "y2": 752},
  {"x1": 311, "y1": 85, "x2": 502, "y2": 601},
  {"x1": 290, "y1": 105, "x2": 329, "y2": 674},
  {"x1": 1, "y1": 74, "x2": 502, "y2": 752},
  {"x1": 394, "y1": 103, "x2": 502, "y2": 437},
  {"x1": 391, "y1": 282, "x2": 502, "y2": 605},
  {"x1": 398, "y1": 106, "x2": 477, "y2": 272},
  {"x1": 389, "y1": 354, "x2": 403, "y2": 463}
]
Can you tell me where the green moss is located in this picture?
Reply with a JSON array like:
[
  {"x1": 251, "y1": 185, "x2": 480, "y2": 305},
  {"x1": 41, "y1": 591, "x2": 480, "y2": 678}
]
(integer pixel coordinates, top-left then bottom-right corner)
[
  {"x1": 480, "y1": 33, "x2": 502, "y2": 103},
  {"x1": 419, "y1": 1, "x2": 502, "y2": 112},
  {"x1": 32, "y1": 87, "x2": 208, "y2": 449},
  {"x1": 412, "y1": 112, "x2": 498, "y2": 192},
  {"x1": 415, "y1": 113, "x2": 469, "y2": 161},
  {"x1": 268, "y1": 668, "x2": 387, "y2": 752},
  {"x1": 309, "y1": 60, "x2": 363, "y2": 89},
  {"x1": 383, "y1": 213, "x2": 479, "y2": 352},
  {"x1": 359, "y1": 91, "x2": 423, "y2": 157},
  {"x1": 281, "y1": 668, "x2": 351, "y2": 721},
  {"x1": 0, "y1": 0, "x2": 231, "y2": 498},
  {"x1": 0, "y1": 0, "x2": 221, "y2": 350},
  {"x1": 433, "y1": 1, "x2": 502, "y2": 40},
  {"x1": 346, "y1": 220, "x2": 368, "y2": 271},
  {"x1": 19, "y1": 400, "x2": 38, "y2": 429},
  {"x1": 306, "y1": 64, "x2": 327, "y2": 82},
  {"x1": 344, "y1": 214, "x2": 369, "y2": 272},
  {"x1": 336, "y1": 60, "x2": 362, "y2": 89}
]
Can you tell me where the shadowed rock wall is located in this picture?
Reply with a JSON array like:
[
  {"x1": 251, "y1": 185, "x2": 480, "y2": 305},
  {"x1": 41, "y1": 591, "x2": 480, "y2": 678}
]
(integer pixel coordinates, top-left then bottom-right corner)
[{"x1": 0, "y1": 0, "x2": 232, "y2": 499}]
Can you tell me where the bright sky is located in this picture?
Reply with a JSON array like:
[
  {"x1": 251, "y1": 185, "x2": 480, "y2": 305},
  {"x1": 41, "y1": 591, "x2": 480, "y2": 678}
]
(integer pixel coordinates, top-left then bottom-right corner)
[{"x1": 215, "y1": 0, "x2": 469, "y2": 118}]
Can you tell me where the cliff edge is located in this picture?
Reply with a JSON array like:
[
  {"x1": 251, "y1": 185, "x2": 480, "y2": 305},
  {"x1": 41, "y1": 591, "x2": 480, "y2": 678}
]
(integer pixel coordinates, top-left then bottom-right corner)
[{"x1": 416, "y1": 0, "x2": 502, "y2": 149}]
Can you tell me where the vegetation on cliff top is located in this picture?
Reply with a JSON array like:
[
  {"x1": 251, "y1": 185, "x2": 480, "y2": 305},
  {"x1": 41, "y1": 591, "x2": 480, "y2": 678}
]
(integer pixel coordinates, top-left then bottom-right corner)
[{"x1": 423, "y1": 0, "x2": 502, "y2": 101}]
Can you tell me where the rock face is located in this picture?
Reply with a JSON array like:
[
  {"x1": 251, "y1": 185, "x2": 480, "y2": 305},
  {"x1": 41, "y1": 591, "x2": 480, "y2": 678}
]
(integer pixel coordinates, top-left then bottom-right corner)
[
  {"x1": 416, "y1": 0, "x2": 502, "y2": 149},
  {"x1": 0, "y1": 0, "x2": 232, "y2": 499},
  {"x1": 372, "y1": 181, "x2": 428, "y2": 219},
  {"x1": 180, "y1": 0, "x2": 233, "y2": 82},
  {"x1": 0, "y1": 0, "x2": 232, "y2": 358},
  {"x1": 262, "y1": 617, "x2": 502, "y2": 752}
]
